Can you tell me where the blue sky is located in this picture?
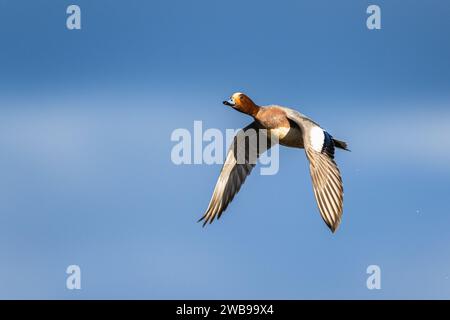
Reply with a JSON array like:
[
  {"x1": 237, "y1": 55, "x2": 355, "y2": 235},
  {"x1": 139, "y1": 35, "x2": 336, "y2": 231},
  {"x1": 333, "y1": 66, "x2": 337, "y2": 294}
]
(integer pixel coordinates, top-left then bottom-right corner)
[{"x1": 0, "y1": 0, "x2": 450, "y2": 299}]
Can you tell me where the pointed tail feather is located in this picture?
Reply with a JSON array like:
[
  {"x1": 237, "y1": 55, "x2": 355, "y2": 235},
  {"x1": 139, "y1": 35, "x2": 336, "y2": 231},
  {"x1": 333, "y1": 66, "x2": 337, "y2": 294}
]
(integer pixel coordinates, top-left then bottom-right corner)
[{"x1": 333, "y1": 139, "x2": 350, "y2": 151}]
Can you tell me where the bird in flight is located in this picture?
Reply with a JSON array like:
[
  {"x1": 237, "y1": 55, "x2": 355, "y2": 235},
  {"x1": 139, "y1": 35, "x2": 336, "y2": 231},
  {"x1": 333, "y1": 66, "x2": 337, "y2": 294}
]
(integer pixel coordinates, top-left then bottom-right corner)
[{"x1": 199, "y1": 93, "x2": 349, "y2": 232}]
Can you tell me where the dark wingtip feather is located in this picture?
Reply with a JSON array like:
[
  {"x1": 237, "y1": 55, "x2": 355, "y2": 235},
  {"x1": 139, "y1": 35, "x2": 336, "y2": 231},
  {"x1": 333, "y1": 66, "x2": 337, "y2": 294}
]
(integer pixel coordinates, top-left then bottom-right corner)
[
  {"x1": 198, "y1": 215, "x2": 209, "y2": 227},
  {"x1": 329, "y1": 221, "x2": 341, "y2": 233}
]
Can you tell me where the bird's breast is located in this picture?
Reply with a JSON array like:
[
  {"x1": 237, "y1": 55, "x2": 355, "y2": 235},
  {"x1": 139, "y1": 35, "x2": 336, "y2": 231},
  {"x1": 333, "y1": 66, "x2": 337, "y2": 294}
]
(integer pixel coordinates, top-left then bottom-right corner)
[{"x1": 256, "y1": 107, "x2": 304, "y2": 148}]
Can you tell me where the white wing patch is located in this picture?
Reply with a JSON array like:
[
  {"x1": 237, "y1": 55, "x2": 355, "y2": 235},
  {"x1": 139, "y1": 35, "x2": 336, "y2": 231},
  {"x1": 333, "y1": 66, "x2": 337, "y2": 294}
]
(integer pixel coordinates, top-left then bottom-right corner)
[{"x1": 310, "y1": 126, "x2": 325, "y2": 152}]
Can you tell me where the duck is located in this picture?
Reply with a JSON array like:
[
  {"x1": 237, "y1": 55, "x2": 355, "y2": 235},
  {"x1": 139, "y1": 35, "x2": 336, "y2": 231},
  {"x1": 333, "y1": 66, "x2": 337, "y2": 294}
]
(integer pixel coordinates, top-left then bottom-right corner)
[{"x1": 199, "y1": 92, "x2": 349, "y2": 233}]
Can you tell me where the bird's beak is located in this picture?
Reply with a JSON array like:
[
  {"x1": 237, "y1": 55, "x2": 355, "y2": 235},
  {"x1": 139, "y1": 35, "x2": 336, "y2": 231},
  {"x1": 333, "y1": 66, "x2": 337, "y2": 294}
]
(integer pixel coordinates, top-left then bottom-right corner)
[{"x1": 223, "y1": 99, "x2": 235, "y2": 107}]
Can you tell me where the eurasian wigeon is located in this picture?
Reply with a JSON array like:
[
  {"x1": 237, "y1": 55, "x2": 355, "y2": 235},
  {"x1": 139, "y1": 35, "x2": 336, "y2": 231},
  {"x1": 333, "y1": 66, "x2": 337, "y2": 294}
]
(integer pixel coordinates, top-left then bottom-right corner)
[{"x1": 199, "y1": 92, "x2": 349, "y2": 233}]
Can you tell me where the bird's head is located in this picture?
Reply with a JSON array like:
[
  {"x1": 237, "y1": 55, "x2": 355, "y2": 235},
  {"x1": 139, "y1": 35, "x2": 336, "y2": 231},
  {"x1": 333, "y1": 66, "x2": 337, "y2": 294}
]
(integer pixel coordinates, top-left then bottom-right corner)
[{"x1": 223, "y1": 92, "x2": 259, "y2": 116}]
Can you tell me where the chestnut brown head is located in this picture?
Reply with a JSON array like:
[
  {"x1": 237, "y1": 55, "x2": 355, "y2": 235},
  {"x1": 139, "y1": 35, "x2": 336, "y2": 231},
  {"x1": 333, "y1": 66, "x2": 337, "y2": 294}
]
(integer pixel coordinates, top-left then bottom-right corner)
[{"x1": 223, "y1": 92, "x2": 259, "y2": 117}]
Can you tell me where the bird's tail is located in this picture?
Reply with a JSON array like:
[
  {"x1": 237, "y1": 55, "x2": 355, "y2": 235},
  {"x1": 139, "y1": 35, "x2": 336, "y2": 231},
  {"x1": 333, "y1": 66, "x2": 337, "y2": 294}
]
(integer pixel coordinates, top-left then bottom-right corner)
[{"x1": 333, "y1": 139, "x2": 350, "y2": 151}]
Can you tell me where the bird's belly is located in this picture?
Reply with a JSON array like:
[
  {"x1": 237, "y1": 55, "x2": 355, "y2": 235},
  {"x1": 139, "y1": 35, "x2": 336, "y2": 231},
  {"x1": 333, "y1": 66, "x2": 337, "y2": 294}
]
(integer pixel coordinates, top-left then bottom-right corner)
[{"x1": 269, "y1": 127, "x2": 304, "y2": 148}]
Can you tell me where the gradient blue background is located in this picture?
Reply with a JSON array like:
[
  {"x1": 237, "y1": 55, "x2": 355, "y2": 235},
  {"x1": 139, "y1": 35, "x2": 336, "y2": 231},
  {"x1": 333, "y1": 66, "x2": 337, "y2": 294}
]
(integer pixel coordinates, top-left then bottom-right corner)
[{"x1": 0, "y1": 0, "x2": 449, "y2": 299}]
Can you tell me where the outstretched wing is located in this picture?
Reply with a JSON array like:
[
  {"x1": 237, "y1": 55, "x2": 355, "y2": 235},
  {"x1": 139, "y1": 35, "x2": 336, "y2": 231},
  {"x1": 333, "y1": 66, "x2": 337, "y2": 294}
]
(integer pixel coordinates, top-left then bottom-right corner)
[
  {"x1": 304, "y1": 140, "x2": 343, "y2": 232},
  {"x1": 284, "y1": 108, "x2": 344, "y2": 232},
  {"x1": 199, "y1": 122, "x2": 272, "y2": 226}
]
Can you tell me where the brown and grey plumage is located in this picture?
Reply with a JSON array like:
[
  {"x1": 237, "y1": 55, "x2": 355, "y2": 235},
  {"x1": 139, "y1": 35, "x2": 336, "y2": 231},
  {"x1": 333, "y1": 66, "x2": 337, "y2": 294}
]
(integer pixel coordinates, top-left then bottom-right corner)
[{"x1": 199, "y1": 93, "x2": 349, "y2": 233}]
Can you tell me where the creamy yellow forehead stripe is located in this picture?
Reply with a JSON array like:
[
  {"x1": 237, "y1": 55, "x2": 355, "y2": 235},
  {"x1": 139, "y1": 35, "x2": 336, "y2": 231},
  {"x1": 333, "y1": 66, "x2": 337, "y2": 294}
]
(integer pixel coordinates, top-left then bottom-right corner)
[{"x1": 231, "y1": 92, "x2": 244, "y2": 99}]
